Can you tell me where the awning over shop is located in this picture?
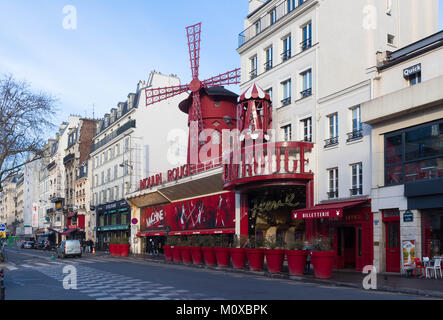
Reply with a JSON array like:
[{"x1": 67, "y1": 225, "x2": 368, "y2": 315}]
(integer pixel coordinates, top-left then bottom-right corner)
[
  {"x1": 292, "y1": 199, "x2": 369, "y2": 220},
  {"x1": 67, "y1": 212, "x2": 77, "y2": 218},
  {"x1": 61, "y1": 228, "x2": 77, "y2": 236},
  {"x1": 168, "y1": 228, "x2": 235, "y2": 236},
  {"x1": 136, "y1": 231, "x2": 166, "y2": 237}
]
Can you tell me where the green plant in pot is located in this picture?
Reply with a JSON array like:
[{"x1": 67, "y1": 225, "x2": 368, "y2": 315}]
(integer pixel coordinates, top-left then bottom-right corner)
[
  {"x1": 264, "y1": 236, "x2": 285, "y2": 274},
  {"x1": 245, "y1": 235, "x2": 265, "y2": 271},
  {"x1": 214, "y1": 235, "x2": 231, "y2": 267},
  {"x1": 230, "y1": 235, "x2": 248, "y2": 269},
  {"x1": 200, "y1": 235, "x2": 216, "y2": 266},
  {"x1": 179, "y1": 237, "x2": 192, "y2": 264},
  {"x1": 189, "y1": 236, "x2": 203, "y2": 265},
  {"x1": 311, "y1": 236, "x2": 334, "y2": 279},
  {"x1": 285, "y1": 238, "x2": 310, "y2": 276}
]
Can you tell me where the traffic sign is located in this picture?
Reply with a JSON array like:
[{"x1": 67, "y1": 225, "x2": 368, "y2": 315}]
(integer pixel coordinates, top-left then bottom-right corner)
[
  {"x1": 131, "y1": 218, "x2": 138, "y2": 225},
  {"x1": 0, "y1": 224, "x2": 6, "y2": 231}
]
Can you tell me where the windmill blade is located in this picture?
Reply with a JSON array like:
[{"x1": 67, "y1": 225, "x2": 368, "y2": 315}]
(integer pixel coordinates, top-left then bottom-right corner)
[
  {"x1": 189, "y1": 90, "x2": 203, "y2": 131},
  {"x1": 145, "y1": 84, "x2": 190, "y2": 106},
  {"x1": 202, "y1": 68, "x2": 241, "y2": 88},
  {"x1": 186, "y1": 22, "x2": 202, "y2": 80}
]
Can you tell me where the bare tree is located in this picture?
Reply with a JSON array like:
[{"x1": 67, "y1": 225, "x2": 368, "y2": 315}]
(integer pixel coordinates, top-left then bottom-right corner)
[{"x1": 0, "y1": 74, "x2": 57, "y2": 190}]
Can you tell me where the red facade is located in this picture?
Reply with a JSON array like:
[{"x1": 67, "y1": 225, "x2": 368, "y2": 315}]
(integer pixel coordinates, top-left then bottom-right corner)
[{"x1": 140, "y1": 192, "x2": 235, "y2": 235}]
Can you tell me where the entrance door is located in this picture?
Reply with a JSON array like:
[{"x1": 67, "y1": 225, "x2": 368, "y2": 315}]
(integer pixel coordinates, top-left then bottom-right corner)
[
  {"x1": 343, "y1": 227, "x2": 356, "y2": 268},
  {"x1": 385, "y1": 221, "x2": 400, "y2": 272},
  {"x1": 336, "y1": 227, "x2": 356, "y2": 269}
]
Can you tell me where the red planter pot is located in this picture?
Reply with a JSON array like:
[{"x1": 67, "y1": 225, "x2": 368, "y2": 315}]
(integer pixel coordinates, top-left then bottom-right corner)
[
  {"x1": 201, "y1": 247, "x2": 216, "y2": 266},
  {"x1": 171, "y1": 246, "x2": 182, "y2": 263},
  {"x1": 215, "y1": 247, "x2": 230, "y2": 267},
  {"x1": 119, "y1": 244, "x2": 130, "y2": 257},
  {"x1": 286, "y1": 250, "x2": 309, "y2": 276},
  {"x1": 163, "y1": 245, "x2": 173, "y2": 261},
  {"x1": 110, "y1": 244, "x2": 121, "y2": 256},
  {"x1": 246, "y1": 248, "x2": 265, "y2": 271},
  {"x1": 180, "y1": 246, "x2": 192, "y2": 265},
  {"x1": 312, "y1": 251, "x2": 335, "y2": 279},
  {"x1": 190, "y1": 246, "x2": 203, "y2": 265},
  {"x1": 265, "y1": 249, "x2": 285, "y2": 274},
  {"x1": 230, "y1": 248, "x2": 246, "y2": 269}
]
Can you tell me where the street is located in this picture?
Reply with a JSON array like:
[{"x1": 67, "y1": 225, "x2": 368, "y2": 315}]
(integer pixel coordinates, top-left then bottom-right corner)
[{"x1": 0, "y1": 247, "x2": 431, "y2": 300}]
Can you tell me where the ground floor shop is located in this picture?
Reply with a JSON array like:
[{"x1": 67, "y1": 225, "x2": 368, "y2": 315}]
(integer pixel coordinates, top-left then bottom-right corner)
[{"x1": 95, "y1": 199, "x2": 131, "y2": 250}]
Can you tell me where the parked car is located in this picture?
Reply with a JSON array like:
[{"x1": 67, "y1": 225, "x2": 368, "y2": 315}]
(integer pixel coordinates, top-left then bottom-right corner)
[
  {"x1": 56, "y1": 240, "x2": 82, "y2": 258},
  {"x1": 22, "y1": 241, "x2": 35, "y2": 249}
]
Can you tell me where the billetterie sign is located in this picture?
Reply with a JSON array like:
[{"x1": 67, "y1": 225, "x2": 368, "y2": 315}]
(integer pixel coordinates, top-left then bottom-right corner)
[{"x1": 292, "y1": 208, "x2": 343, "y2": 220}]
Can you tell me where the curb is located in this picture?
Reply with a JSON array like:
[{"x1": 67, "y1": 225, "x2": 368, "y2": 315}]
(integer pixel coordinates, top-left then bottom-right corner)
[{"x1": 126, "y1": 254, "x2": 443, "y2": 299}]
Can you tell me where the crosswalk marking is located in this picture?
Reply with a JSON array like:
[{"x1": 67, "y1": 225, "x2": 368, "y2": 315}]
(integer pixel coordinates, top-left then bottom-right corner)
[
  {"x1": 34, "y1": 262, "x2": 51, "y2": 267},
  {"x1": 21, "y1": 264, "x2": 33, "y2": 268},
  {"x1": 5, "y1": 264, "x2": 18, "y2": 271}
]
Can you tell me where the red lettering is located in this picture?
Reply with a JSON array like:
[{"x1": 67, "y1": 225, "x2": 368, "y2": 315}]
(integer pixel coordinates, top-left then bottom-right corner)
[{"x1": 284, "y1": 147, "x2": 298, "y2": 174}]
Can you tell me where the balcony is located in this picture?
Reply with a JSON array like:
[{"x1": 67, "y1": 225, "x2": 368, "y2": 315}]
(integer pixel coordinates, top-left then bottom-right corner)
[
  {"x1": 327, "y1": 190, "x2": 338, "y2": 199},
  {"x1": 91, "y1": 119, "x2": 136, "y2": 153},
  {"x1": 238, "y1": 0, "x2": 308, "y2": 48},
  {"x1": 250, "y1": 69, "x2": 258, "y2": 80},
  {"x1": 281, "y1": 50, "x2": 291, "y2": 62},
  {"x1": 300, "y1": 88, "x2": 312, "y2": 99},
  {"x1": 281, "y1": 97, "x2": 291, "y2": 107},
  {"x1": 346, "y1": 129, "x2": 363, "y2": 142},
  {"x1": 324, "y1": 136, "x2": 339, "y2": 148},
  {"x1": 264, "y1": 61, "x2": 273, "y2": 72},
  {"x1": 63, "y1": 153, "x2": 75, "y2": 165},
  {"x1": 350, "y1": 187, "x2": 363, "y2": 196},
  {"x1": 47, "y1": 161, "x2": 56, "y2": 171}
]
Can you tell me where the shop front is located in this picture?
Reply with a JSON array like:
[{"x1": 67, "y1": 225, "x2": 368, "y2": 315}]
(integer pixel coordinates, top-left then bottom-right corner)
[
  {"x1": 96, "y1": 200, "x2": 131, "y2": 250},
  {"x1": 293, "y1": 199, "x2": 373, "y2": 271}
]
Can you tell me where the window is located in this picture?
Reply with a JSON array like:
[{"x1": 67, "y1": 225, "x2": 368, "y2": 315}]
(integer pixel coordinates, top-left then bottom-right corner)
[
  {"x1": 116, "y1": 144, "x2": 120, "y2": 156},
  {"x1": 282, "y1": 36, "x2": 292, "y2": 61},
  {"x1": 281, "y1": 79, "x2": 292, "y2": 106},
  {"x1": 408, "y1": 72, "x2": 422, "y2": 86},
  {"x1": 328, "y1": 168, "x2": 339, "y2": 199},
  {"x1": 254, "y1": 20, "x2": 261, "y2": 35},
  {"x1": 351, "y1": 163, "x2": 363, "y2": 196},
  {"x1": 123, "y1": 160, "x2": 129, "y2": 175},
  {"x1": 387, "y1": 34, "x2": 395, "y2": 46},
  {"x1": 301, "y1": 118, "x2": 312, "y2": 142},
  {"x1": 386, "y1": 0, "x2": 392, "y2": 15},
  {"x1": 287, "y1": 0, "x2": 295, "y2": 12},
  {"x1": 302, "y1": 23, "x2": 312, "y2": 50},
  {"x1": 265, "y1": 46, "x2": 273, "y2": 71},
  {"x1": 325, "y1": 113, "x2": 339, "y2": 147},
  {"x1": 250, "y1": 55, "x2": 258, "y2": 80},
  {"x1": 101, "y1": 171, "x2": 104, "y2": 185},
  {"x1": 124, "y1": 138, "x2": 130, "y2": 152},
  {"x1": 114, "y1": 165, "x2": 118, "y2": 180},
  {"x1": 107, "y1": 168, "x2": 111, "y2": 183},
  {"x1": 115, "y1": 186, "x2": 119, "y2": 201},
  {"x1": 385, "y1": 120, "x2": 443, "y2": 185},
  {"x1": 348, "y1": 106, "x2": 363, "y2": 141},
  {"x1": 265, "y1": 88, "x2": 273, "y2": 103},
  {"x1": 281, "y1": 124, "x2": 292, "y2": 141},
  {"x1": 270, "y1": 8, "x2": 277, "y2": 25},
  {"x1": 300, "y1": 69, "x2": 312, "y2": 98},
  {"x1": 104, "y1": 151, "x2": 108, "y2": 162}
]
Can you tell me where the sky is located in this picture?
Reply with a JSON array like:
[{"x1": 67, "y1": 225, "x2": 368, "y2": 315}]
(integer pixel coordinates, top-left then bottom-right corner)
[{"x1": 0, "y1": 0, "x2": 442, "y2": 134}]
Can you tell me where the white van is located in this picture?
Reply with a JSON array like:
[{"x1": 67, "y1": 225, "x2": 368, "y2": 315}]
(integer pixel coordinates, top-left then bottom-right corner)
[{"x1": 57, "y1": 240, "x2": 82, "y2": 258}]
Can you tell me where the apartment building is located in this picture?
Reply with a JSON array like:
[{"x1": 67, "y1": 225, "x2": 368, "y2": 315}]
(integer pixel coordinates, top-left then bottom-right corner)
[
  {"x1": 91, "y1": 71, "x2": 188, "y2": 249},
  {"x1": 62, "y1": 118, "x2": 97, "y2": 241},
  {"x1": 362, "y1": 31, "x2": 443, "y2": 272},
  {"x1": 0, "y1": 174, "x2": 18, "y2": 235},
  {"x1": 237, "y1": 0, "x2": 438, "y2": 270}
]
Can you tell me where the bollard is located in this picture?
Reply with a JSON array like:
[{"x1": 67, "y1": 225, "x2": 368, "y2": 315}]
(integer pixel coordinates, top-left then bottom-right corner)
[{"x1": 0, "y1": 268, "x2": 5, "y2": 300}]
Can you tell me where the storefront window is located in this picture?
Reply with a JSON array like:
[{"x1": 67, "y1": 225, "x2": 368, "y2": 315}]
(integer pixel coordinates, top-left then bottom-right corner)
[
  {"x1": 385, "y1": 120, "x2": 443, "y2": 185},
  {"x1": 248, "y1": 186, "x2": 306, "y2": 244},
  {"x1": 423, "y1": 210, "x2": 442, "y2": 258},
  {"x1": 111, "y1": 214, "x2": 117, "y2": 226}
]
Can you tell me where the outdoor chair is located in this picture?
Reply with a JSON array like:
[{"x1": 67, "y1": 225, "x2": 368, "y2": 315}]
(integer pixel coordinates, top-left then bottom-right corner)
[
  {"x1": 426, "y1": 259, "x2": 442, "y2": 279},
  {"x1": 414, "y1": 258, "x2": 425, "y2": 278}
]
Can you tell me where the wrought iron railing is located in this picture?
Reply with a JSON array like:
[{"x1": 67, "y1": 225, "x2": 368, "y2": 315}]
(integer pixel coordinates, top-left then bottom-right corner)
[
  {"x1": 238, "y1": 0, "x2": 308, "y2": 47},
  {"x1": 250, "y1": 69, "x2": 258, "y2": 80},
  {"x1": 324, "y1": 136, "x2": 339, "y2": 148},
  {"x1": 300, "y1": 88, "x2": 312, "y2": 98},
  {"x1": 301, "y1": 38, "x2": 312, "y2": 51},
  {"x1": 63, "y1": 153, "x2": 75, "y2": 165},
  {"x1": 346, "y1": 129, "x2": 363, "y2": 142},
  {"x1": 281, "y1": 97, "x2": 291, "y2": 106},
  {"x1": 264, "y1": 61, "x2": 273, "y2": 71},
  {"x1": 350, "y1": 187, "x2": 363, "y2": 196},
  {"x1": 91, "y1": 120, "x2": 136, "y2": 153},
  {"x1": 281, "y1": 50, "x2": 292, "y2": 62},
  {"x1": 327, "y1": 190, "x2": 338, "y2": 199}
]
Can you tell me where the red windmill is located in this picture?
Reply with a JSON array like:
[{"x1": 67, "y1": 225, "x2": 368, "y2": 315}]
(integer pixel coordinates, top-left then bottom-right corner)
[{"x1": 145, "y1": 22, "x2": 241, "y2": 165}]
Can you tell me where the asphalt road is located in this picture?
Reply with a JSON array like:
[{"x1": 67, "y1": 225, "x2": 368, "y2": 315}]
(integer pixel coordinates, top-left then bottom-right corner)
[{"x1": 0, "y1": 246, "x2": 431, "y2": 301}]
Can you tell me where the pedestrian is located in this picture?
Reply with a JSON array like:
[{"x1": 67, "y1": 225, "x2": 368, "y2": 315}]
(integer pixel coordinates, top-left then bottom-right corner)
[
  {"x1": 303, "y1": 241, "x2": 312, "y2": 274},
  {"x1": 87, "y1": 240, "x2": 92, "y2": 253}
]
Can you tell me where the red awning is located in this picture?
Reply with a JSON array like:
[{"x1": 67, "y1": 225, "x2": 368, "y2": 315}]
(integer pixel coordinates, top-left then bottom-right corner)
[
  {"x1": 61, "y1": 228, "x2": 77, "y2": 236},
  {"x1": 67, "y1": 212, "x2": 77, "y2": 218},
  {"x1": 292, "y1": 199, "x2": 368, "y2": 220},
  {"x1": 168, "y1": 228, "x2": 235, "y2": 236},
  {"x1": 136, "y1": 231, "x2": 166, "y2": 237}
]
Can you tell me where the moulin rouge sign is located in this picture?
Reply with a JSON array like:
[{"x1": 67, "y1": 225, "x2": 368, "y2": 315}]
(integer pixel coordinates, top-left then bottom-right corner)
[{"x1": 140, "y1": 164, "x2": 200, "y2": 191}]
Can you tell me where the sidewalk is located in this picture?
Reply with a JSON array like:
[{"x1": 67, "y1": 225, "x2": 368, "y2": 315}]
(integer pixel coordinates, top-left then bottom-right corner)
[{"x1": 125, "y1": 253, "x2": 443, "y2": 299}]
